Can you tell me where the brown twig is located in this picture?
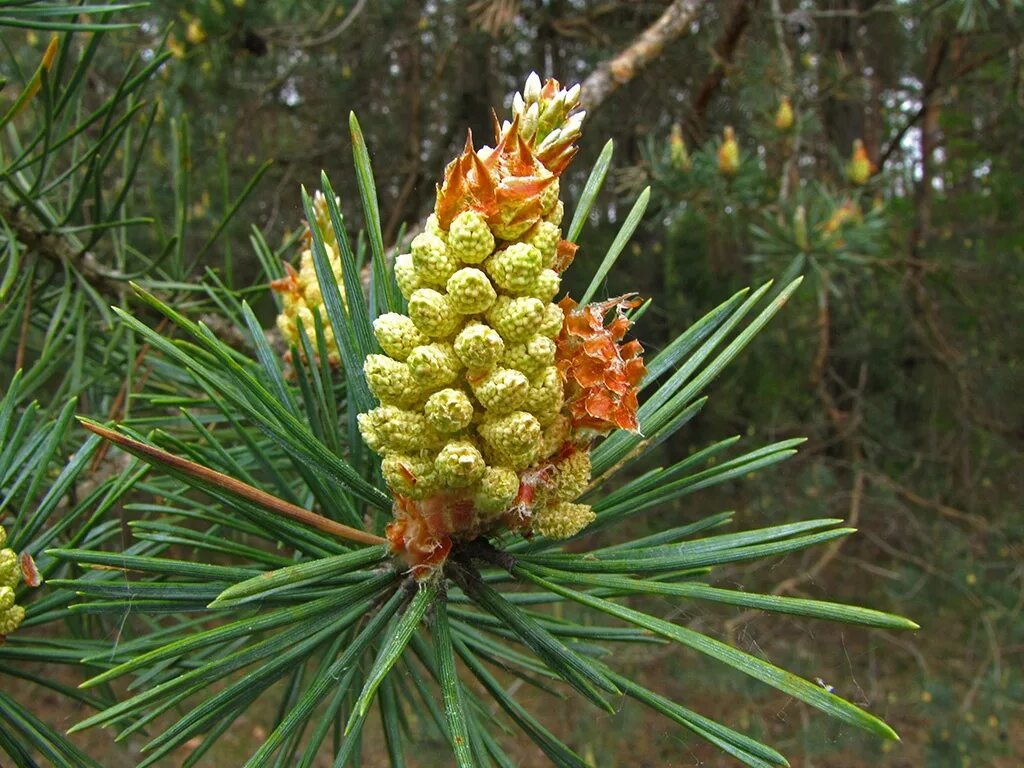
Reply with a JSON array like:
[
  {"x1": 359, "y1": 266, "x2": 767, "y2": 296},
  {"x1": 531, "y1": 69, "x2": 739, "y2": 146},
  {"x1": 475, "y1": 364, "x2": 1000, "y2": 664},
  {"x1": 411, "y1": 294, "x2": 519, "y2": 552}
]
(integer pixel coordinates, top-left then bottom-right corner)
[
  {"x1": 15, "y1": 271, "x2": 33, "y2": 372},
  {"x1": 80, "y1": 419, "x2": 388, "y2": 547}
]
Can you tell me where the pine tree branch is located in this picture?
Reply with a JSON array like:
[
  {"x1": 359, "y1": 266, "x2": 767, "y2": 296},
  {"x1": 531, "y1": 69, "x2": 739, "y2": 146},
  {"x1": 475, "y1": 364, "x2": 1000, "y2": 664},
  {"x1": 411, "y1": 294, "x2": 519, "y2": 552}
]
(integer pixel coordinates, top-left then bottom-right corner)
[
  {"x1": 580, "y1": 0, "x2": 710, "y2": 112},
  {"x1": 0, "y1": 196, "x2": 128, "y2": 297}
]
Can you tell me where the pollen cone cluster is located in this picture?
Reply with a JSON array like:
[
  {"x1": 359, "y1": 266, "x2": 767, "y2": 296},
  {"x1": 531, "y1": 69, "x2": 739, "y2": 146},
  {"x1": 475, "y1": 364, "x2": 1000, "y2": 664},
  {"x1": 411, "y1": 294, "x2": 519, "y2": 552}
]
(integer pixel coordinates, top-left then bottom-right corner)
[
  {"x1": 271, "y1": 191, "x2": 347, "y2": 364},
  {"x1": 0, "y1": 526, "x2": 25, "y2": 637},
  {"x1": 356, "y1": 74, "x2": 644, "y2": 575}
]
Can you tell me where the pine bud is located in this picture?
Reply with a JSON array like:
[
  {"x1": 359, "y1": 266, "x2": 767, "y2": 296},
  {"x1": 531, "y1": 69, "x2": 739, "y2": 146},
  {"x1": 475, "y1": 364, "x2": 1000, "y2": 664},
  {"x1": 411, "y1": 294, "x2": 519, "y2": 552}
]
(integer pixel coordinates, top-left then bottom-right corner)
[
  {"x1": 550, "y1": 450, "x2": 591, "y2": 501},
  {"x1": 408, "y1": 288, "x2": 460, "y2": 338},
  {"x1": 453, "y1": 322, "x2": 505, "y2": 370},
  {"x1": 545, "y1": 199, "x2": 564, "y2": 226},
  {"x1": 382, "y1": 453, "x2": 438, "y2": 500},
  {"x1": 669, "y1": 124, "x2": 691, "y2": 171},
  {"x1": 448, "y1": 210, "x2": 495, "y2": 264},
  {"x1": 373, "y1": 312, "x2": 428, "y2": 361},
  {"x1": 485, "y1": 243, "x2": 543, "y2": 293},
  {"x1": 479, "y1": 411, "x2": 542, "y2": 469},
  {"x1": 394, "y1": 253, "x2": 423, "y2": 299},
  {"x1": 474, "y1": 466, "x2": 520, "y2": 517},
  {"x1": 0, "y1": 605, "x2": 25, "y2": 635},
  {"x1": 536, "y1": 302, "x2": 565, "y2": 338},
  {"x1": 407, "y1": 343, "x2": 461, "y2": 389},
  {"x1": 0, "y1": 549, "x2": 20, "y2": 589},
  {"x1": 533, "y1": 501, "x2": 595, "y2": 539},
  {"x1": 359, "y1": 406, "x2": 440, "y2": 454},
  {"x1": 527, "y1": 365, "x2": 564, "y2": 417},
  {"x1": 425, "y1": 213, "x2": 448, "y2": 242},
  {"x1": 847, "y1": 139, "x2": 874, "y2": 186},
  {"x1": 434, "y1": 440, "x2": 486, "y2": 487},
  {"x1": 487, "y1": 296, "x2": 545, "y2": 342},
  {"x1": 473, "y1": 367, "x2": 530, "y2": 414},
  {"x1": 540, "y1": 178, "x2": 561, "y2": 215},
  {"x1": 411, "y1": 232, "x2": 458, "y2": 286},
  {"x1": 525, "y1": 221, "x2": 561, "y2": 267},
  {"x1": 364, "y1": 354, "x2": 422, "y2": 408},
  {"x1": 526, "y1": 269, "x2": 561, "y2": 302},
  {"x1": 774, "y1": 97, "x2": 795, "y2": 132},
  {"x1": 502, "y1": 335, "x2": 556, "y2": 377},
  {"x1": 717, "y1": 126, "x2": 740, "y2": 177},
  {"x1": 424, "y1": 388, "x2": 475, "y2": 433},
  {"x1": 541, "y1": 414, "x2": 571, "y2": 458},
  {"x1": 446, "y1": 268, "x2": 497, "y2": 314}
]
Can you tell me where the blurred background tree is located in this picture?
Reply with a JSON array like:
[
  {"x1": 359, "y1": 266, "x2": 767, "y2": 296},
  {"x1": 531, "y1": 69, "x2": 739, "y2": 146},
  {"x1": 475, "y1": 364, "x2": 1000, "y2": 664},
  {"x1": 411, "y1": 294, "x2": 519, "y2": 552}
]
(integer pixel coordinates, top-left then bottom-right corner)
[{"x1": 2, "y1": 0, "x2": 1022, "y2": 765}]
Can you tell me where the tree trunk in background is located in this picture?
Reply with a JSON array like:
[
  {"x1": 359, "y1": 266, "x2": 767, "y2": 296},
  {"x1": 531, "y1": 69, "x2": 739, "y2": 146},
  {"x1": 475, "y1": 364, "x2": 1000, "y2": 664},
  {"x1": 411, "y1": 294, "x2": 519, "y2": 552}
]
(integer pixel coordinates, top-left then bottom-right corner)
[{"x1": 690, "y1": 0, "x2": 760, "y2": 139}]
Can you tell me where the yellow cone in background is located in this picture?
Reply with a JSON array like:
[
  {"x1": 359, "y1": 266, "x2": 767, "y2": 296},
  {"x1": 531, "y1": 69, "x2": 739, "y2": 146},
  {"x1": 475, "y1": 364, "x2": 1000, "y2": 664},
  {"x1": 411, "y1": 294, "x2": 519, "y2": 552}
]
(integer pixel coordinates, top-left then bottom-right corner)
[
  {"x1": 847, "y1": 139, "x2": 875, "y2": 186},
  {"x1": 717, "y1": 126, "x2": 740, "y2": 177},
  {"x1": 774, "y1": 97, "x2": 794, "y2": 132},
  {"x1": 669, "y1": 124, "x2": 691, "y2": 171}
]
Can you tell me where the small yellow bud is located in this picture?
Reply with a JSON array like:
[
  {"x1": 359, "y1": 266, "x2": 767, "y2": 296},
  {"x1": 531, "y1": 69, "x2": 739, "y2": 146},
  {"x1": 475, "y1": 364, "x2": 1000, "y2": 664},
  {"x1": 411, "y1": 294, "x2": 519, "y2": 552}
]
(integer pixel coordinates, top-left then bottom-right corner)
[
  {"x1": 394, "y1": 253, "x2": 424, "y2": 299},
  {"x1": 525, "y1": 221, "x2": 561, "y2": 267},
  {"x1": 526, "y1": 269, "x2": 561, "y2": 302},
  {"x1": 0, "y1": 549, "x2": 20, "y2": 589},
  {"x1": 446, "y1": 268, "x2": 497, "y2": 314},
  {"x1": 0, "y1": 526, "x2": 6, "y2": 548},
  {"x1": 474, "y1": 466, "x2": 521, "y2": 517},
  {"x1": 545, "y1": 200, "x2": 565, "y2": 227},
  {"x1": 774, "y1": 97, "x2": 795, "y2": 132},
  {"x1": 185, "y1": 18, "x2": 206, "y2": 45},
  {"x1": 485, "y1": 243, "x2": 543, "y2": 293},
  {"x1": 424, "y1": 389, "x2": 475, "y2": 433},
  {"x1": 550, "y1": 450, "x2": 591, "y2": 501},
  {"x1": 425, "y1": 213, "x2": 448, "y2": 242},
  {"x1": 479, "y1": 411, "x2": 542, "y2": 469},
  {"x1": 411, "y1": 232, "x2": 457, "y2": 287},
  {"x1": 539, "y1": 178, "x2": 560, "y2": 215},
  {"x1": 382, "y1": 453, "x2": 438, "y2": 499},
  {"x1": 526, "y1": 365, "x2": 564, "y2": 417},
  {"x1": 453, "y1": 322, "x2": 505, "y2": 370},
  {"x1": 0, "y1": 604, "x2": 25, "y2": 635},
  {"x1": 473, "y1": 368, "x2": 530, "y2": 414},
  {"x1": 363, "y1": 355, "x2": 422, "y2": 408},
  {"x1": 541, "y1": 415, "x2": 571, "y2": 458},
  {"x1": 487, "y1": 296, "x2": 545, "y2": 343},
  {"x1": 537, "y1": 302, "x2": 564, "y2": 338},
  {"x1": 717, "y1": 126, "x2": 740, "y2": 177},
  {"x1": 448, "y1": 211, "x2": 495, "y2": 264},
  {"x1": 408, "y1": 288, "x2": 460, "y2": 338},
  {"x1": 533, "y1": 501, "x2": 595, "y2": 539},
  {"x1": 373, "y1": 312, "x2": 428, "y2": 361},
  {"x1": 669, "y1": 124, "x2": 691, "y2": 171},
  {"x1": 359, "y1": 406, "x2": 440, "y2": 454},
  {"x1": 407, "y1": 343, "x2": 461, "y2": 389},
  {"x1": 847, "y1": 138, "x2": 875, "y2": 186},
  {"x1": 502, "y1": 335, "x2": 556, "y2": 377},
  {"x1": 0, "y1": 586, "x2": 14, "y2": 611},
  {"x1": 435, "y1": 440, "x2": 486, "y2": 487}
]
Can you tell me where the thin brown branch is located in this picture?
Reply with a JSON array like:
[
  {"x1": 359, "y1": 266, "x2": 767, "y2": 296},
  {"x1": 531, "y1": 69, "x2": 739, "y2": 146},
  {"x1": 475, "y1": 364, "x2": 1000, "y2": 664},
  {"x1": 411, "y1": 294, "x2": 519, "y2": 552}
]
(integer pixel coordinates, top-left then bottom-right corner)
[
  {"x1": 690, "y1": 0, "x2": 760, "y2": 136},
  {"x1": 0, "y1": 197, "x2": 127, "y2": 299},
  {"x1": 581, "y1": 0, "x2": 710, "y2": 113},
  {"x1": 15, "y1": 273, "x2": 33, "y2": 372},
  {"x1": 80, "y1": 419, "x2": 388, "y2": 547}
]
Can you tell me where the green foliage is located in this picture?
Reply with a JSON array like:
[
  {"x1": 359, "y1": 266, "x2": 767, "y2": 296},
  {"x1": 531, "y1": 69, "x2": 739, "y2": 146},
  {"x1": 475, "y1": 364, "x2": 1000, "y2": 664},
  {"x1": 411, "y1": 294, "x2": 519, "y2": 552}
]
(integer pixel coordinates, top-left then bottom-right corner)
[{"x1": 37, "y1": 127, "x2": 914, "y2": 766}]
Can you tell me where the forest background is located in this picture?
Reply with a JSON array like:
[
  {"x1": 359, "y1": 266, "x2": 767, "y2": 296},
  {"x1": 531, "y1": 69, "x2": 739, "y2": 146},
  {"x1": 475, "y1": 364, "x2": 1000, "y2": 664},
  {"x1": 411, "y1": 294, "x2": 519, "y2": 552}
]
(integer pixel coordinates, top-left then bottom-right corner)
[{"x1": 1, "y1": 1, "x2": 1022, "y2": 766}]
